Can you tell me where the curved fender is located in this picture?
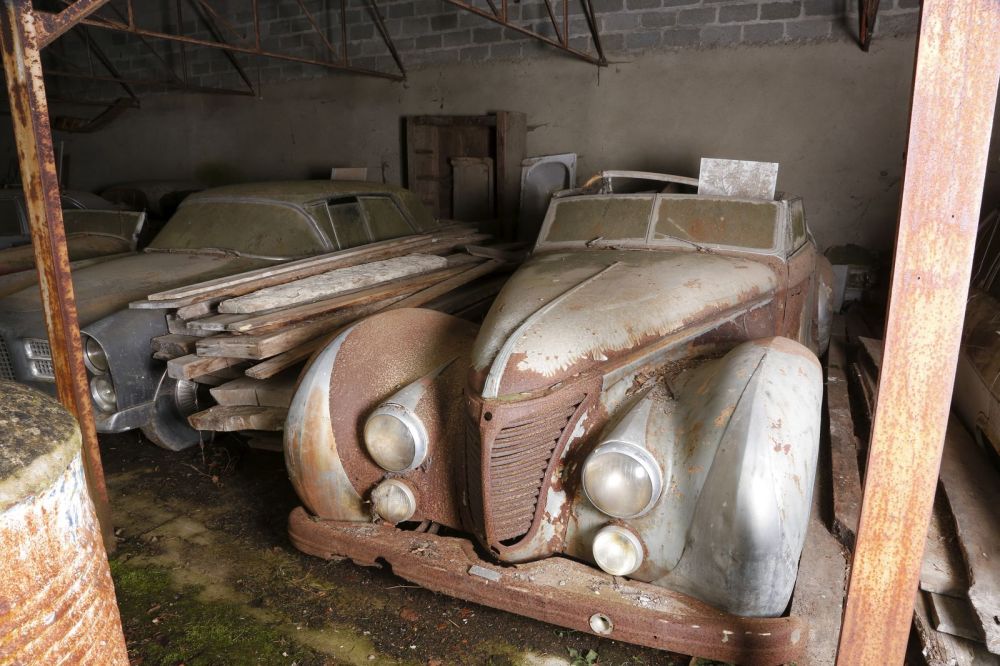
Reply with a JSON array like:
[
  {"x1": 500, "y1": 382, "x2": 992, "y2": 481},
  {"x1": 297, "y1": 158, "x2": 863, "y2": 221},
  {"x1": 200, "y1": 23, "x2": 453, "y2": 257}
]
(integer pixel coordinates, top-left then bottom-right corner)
[
  {"x1": 565, "y1": 337, "x2": 822, "y2": 617},
  {"x1": 285, "y1": 322, "x2": 369, "y2": 522},
  {"x1": 661, "y1": 336, "x2": 822, "y2": 616},
  {"x1": 285, "y1": 308, "x2": 478, "y2": 526}
]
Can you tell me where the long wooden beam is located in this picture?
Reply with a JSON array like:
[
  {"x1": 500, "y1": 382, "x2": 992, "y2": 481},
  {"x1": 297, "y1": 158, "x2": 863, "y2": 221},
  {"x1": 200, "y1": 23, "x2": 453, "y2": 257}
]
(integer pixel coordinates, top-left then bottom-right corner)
[
  {"x1": 836, "y1": 1, "x2": 1000, "y2": 663},
  {"x1": 0, "y1": 0, "x2": 114, "y2": 549}
]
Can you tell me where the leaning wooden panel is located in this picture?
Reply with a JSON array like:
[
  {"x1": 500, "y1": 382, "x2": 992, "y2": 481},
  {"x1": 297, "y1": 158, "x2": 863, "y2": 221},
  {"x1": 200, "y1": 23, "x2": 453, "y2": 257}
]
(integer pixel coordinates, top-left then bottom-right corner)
[
  {"x1": 836, "y1": 2, "x2": 1000, "y2": 663},
  {"x1": 938, "y1": 416, "x2": 1000, "y2": 653}
]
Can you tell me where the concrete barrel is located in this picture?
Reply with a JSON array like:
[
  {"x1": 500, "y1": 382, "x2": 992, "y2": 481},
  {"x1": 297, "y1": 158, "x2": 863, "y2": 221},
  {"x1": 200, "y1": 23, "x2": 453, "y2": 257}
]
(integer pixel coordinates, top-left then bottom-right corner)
[{"x1": 0, "y1": 381, "x2": 128, "y2": 664}]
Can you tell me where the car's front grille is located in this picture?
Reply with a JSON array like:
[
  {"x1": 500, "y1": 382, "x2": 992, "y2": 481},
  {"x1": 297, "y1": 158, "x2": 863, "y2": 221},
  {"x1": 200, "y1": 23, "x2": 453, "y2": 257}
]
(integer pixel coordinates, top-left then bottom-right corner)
[
  {"x1": 24, "y1": 338, "x2": 54, "y2": 380},
  {"x1": 467, "y1": 388, "x2": 587, "y2": 548},
  {"x1": 25, "y1": 339, "x2": 51, "y2": 359},
  {"x1": 0, "y1": 338, "x2": 13, "y2": 380},
  {"x1": 488, "y1": 404, "x2": 581, "y2": 542}
]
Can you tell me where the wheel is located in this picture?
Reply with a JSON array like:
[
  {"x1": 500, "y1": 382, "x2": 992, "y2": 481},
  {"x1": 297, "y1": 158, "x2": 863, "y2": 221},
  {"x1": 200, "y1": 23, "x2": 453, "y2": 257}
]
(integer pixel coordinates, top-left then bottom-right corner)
[{"x1": 140, "y1": 373, "x2": 212, "y2": 451}]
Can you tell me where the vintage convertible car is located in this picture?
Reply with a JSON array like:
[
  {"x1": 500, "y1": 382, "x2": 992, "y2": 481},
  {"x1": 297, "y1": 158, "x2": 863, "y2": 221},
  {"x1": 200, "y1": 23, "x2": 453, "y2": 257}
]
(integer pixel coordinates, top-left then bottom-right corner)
[
  {"x1": 0, "y1": 181, "x2": 447, "y2": 451},
  {"x1": 286, "y1": 171, "x2": 834, "y2": 655}
]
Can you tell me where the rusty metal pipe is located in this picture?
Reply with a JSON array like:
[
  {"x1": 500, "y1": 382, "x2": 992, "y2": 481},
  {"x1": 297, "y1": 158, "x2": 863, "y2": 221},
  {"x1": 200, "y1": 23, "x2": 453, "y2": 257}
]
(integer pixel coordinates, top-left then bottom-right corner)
[
  {"x1": 35, "y1": 0, "x2": 110, "y2": 47},
  {"x1": 836, "y1": 1, "x2": 1000, "y2": 663},
  {"x1": 0, "y1": 0, "x2": 114, "y2": 551},
  {"x1": 37, "y1": 10, "x2": 405, "y2": 80}
]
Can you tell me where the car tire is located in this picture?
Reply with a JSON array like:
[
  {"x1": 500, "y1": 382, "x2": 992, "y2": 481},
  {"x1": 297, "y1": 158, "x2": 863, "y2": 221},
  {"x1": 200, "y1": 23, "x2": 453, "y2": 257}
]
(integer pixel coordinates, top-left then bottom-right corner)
[{"x1": 140, "y1": 373, "x2": 211, "y2": 452}]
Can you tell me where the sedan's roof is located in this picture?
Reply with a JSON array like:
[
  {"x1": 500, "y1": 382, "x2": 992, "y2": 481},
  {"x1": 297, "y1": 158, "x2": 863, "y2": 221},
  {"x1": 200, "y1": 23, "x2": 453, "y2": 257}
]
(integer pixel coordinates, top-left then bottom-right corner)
[{"x1": 188, "y1": 180, "x2": 411, "y2": 205}]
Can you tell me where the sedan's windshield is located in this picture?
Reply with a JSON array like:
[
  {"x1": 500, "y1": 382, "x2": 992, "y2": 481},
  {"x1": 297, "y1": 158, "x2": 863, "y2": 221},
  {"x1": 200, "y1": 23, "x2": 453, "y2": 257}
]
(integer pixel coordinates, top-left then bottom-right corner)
[
  {"x1": 539, "y1": 194, "x2": 782, "y2": 251},
  {"x1": 148, "y1": 199, "x2": 329, "y2": 258}
]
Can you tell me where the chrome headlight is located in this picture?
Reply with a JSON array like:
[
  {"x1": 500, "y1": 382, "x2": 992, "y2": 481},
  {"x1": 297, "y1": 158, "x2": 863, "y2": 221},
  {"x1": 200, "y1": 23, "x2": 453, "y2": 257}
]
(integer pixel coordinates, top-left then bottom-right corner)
[
  {"x1": 83, "y1": 336, "x2": 108, "y2": 373},
  {"x1": 593, "y1": 524, "x2": 644, "y2": 576},
  {"x1": 582, "y1": 441, "x2": 662, "y2": 519},
  {"x1": 371, "y1": 479, "x2": 417, "y2": 524},
  {"x1": 90, "y1": 375, "x2": 117, "y2": 412},
  {"x1": 363, "y1": 403, "x2": 428, "y2": 473}
]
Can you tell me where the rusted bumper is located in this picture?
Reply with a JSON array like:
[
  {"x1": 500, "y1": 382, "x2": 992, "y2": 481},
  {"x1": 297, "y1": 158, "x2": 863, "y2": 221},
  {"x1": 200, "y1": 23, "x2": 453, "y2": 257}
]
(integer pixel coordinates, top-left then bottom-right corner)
[{"x1": 288, "y1": 507, "x2": 806, "y2": 665}]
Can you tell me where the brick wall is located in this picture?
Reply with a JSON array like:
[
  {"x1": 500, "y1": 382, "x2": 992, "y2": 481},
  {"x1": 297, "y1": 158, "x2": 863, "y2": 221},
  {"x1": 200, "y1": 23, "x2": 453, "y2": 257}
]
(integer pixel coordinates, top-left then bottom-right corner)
[{"x1": 46, "y1": 0, "x2": 920, "y2": 98}]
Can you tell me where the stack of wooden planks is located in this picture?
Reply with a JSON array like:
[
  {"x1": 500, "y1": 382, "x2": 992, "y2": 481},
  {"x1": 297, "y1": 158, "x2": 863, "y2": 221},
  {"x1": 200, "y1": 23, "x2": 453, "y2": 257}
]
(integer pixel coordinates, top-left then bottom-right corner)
[
  {"x1": 827, "y1": 330, "x2": 999, "y2": 665},
  {"x1": 132, "y1": 226, "x2": 516, "y2": 436}
]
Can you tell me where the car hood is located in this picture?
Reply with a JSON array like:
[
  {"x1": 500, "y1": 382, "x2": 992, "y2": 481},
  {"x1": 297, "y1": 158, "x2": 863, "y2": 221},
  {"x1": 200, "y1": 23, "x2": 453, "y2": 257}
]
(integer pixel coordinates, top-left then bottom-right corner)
[
  {"x1": 0, "y1": 250, "x2": 262, "y2": 326},
  {"x1": 470, "y1": 249, "x2": 779, "y2": 397}
]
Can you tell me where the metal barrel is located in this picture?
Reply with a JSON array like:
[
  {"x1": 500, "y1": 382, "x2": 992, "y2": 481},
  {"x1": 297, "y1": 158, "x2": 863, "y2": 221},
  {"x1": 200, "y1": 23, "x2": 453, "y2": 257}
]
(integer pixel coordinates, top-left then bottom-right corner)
[{"x1": 0, "y1": 380, "x2": 128, "y2": 664}]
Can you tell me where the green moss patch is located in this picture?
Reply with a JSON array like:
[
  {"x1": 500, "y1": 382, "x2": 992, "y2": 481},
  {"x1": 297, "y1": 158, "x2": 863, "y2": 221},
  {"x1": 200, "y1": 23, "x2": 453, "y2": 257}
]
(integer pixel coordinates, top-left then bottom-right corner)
[{"x1": 110, "y1": 559, "x2": 323, "y2": 665}]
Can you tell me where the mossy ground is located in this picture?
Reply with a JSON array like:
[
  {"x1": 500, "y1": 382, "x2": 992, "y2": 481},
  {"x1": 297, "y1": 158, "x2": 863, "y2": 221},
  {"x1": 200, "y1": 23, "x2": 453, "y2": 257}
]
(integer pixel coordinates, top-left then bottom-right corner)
[{"x1": 100, "y1": 432, "x2": 694, "y2": 666}]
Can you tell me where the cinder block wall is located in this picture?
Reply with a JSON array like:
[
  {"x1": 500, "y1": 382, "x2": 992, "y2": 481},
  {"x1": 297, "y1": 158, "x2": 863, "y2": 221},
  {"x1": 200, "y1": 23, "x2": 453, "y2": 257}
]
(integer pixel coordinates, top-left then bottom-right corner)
[{"x1": 19, "y1": 1, "x2": 994, "y2": 252}]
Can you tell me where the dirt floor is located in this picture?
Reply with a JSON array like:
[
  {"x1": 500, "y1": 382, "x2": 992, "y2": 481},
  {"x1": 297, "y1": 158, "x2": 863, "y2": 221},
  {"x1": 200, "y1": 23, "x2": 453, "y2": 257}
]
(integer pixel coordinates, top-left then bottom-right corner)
[{"x1": 100, "y1": 432, "x2": 699, "y2": 666}]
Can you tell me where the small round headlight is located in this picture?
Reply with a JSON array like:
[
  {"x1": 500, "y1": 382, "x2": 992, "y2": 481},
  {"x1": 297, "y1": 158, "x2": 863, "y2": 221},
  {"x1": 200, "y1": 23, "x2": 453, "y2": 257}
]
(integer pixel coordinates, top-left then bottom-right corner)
[
  {"x1": 84, "y1": 336, "x2": 108, "y2": 373},
  {"x1": 371, "y1": 479, "x2": 417, "y2": 524},
  {"x1": 582, "y1": 442, "x2": 662, "y2": 518},
  {"x1": 363, "y1": 404, "x2": 428, "y2": 473},
  {"x1": 592, "y1": 524, "x2": 644, "y2": 577},
  {"x1": 90, "y1": 375, "x2": 116, "y2": 412}
]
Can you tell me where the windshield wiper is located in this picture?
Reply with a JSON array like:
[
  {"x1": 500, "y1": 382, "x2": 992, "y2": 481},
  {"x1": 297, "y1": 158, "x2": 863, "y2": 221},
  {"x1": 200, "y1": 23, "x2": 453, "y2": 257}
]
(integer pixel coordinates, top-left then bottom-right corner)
[{"x1": 655, "y1": 233, "x2": 712, "y2": 253}]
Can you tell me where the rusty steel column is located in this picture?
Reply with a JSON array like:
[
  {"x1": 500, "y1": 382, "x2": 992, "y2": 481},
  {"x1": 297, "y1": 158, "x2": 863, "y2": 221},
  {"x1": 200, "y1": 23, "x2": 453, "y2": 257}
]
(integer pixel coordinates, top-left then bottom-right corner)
[
  {"x1": 0, "y1": 0, "x2": 114, "y2": 550},
  {"x1": 836, "y1": 2, "x2": 1000, "y2": 664}
]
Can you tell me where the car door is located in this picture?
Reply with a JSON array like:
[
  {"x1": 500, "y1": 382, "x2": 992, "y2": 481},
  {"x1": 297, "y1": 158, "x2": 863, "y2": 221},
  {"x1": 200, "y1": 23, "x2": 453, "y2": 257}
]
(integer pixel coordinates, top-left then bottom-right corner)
[{"x1": 359, "y1": 195, "x2": 416, "y2": 241}]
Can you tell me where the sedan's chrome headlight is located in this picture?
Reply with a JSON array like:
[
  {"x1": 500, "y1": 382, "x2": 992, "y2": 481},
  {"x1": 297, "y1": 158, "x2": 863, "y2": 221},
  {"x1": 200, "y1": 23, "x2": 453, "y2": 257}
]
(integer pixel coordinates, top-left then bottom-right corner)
[
  {"x1": 90, "y1": 375, "x2": 117, "y2": 412},
  {"x1": 83, "y1": 336, "x2": 109, "y2": 374},
  {"x1": 582, "y1": 441, "x2": 662, "y2": 518},
  {"x1": 363, "y1": 403, "x2": 428, "y2": 473}
]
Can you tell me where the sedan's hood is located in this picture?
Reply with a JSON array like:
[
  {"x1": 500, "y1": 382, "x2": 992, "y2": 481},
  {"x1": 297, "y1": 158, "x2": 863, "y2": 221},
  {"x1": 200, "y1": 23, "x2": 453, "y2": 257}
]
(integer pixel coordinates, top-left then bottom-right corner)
[
  {"x1": 0, "y1": 250, "x2": 263, "y2": 326},
  {"x1": 471, "y1": 249, "x2": 779, "y2": 397}
]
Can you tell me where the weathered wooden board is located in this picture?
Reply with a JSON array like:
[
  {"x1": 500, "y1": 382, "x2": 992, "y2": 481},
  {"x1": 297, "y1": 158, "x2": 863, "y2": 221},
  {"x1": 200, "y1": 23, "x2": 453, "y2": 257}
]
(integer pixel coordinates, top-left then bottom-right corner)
[
  {"x1": 913, "y1": 591, "x2": 996, "y2": 666},
  {"x1": 920, "y1": 492, "x2": 970, "y2": 598},
  {"x1": 196, "y1": 296, "x2": 408, "y2": 360},
  {"x1": 166, "y1": 314, "x2": 216, "y2": 337},
  {"x1": 217, "y1": 254, "x2": 448, "y2": 314},
  {"x1": 188, "y1": 405, "x2": 287, "y2": 432},
  {"x1": 392, "y1": 259, "x2": 503, "y2": 309},
  {"x1": 927, "y1": 592, "x2": 985, "y2": 643},
  {"x1": 185, "y1": 312, "x2": 249, "y2": 332},
  {"x1": 226, "y1": 264, "x2": 467, "y2": 334},
  {"x1": 938, "y1": 416, "x2": 1000, "y2": 654},
  {"x1": 167, "y1": 354, "x2": 244, "y2": 381},
  {"x1": 209, "y1": 373, "x2": 297, "y2": 409},
  {"x1": 139, "y1": 228, "x2": 486, "y2": 307},
  {"x1": 825, "y1": 337, "x2": 863, "y2": 552},
  {"x1": 790, "y1": 459, "x2": 848, "y2": 666},
  {"x1": 151, "y1": 334, "x2": 200, "y2": 359}
]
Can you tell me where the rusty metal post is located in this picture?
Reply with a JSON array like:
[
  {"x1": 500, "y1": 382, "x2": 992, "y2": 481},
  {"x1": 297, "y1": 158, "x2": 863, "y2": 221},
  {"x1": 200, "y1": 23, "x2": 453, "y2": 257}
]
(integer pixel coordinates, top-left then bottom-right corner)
[
  {"x1": 836, "y1": 2, "x2": 1000, "y2": 664},
  {"x1": 0, "y1": 0, "x2": 115, "y2": 550}
]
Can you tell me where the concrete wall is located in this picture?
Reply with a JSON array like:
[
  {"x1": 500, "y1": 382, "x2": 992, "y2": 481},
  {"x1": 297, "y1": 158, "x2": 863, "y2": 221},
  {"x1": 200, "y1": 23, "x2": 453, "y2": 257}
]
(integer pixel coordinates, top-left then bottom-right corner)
[{"x1": 39, "y1": 35, "x2": 941, "y2": 251}]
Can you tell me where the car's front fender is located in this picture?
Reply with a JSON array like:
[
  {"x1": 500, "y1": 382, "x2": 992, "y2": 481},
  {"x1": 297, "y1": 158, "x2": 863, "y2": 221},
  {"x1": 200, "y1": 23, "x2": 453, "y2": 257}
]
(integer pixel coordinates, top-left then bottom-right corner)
[{"x1": 566, "y1": 337, "x2": 822, "y2": 617}]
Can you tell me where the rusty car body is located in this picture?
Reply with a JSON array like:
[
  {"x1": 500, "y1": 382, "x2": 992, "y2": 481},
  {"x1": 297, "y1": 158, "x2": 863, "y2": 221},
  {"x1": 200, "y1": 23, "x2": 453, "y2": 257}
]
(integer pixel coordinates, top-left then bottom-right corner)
[
  {"x1": 0, "y1": 181, "x2": 447, "y2": 451},
  {"x1": 284, "y1": 171, "x2": 834, "y2": 661}
]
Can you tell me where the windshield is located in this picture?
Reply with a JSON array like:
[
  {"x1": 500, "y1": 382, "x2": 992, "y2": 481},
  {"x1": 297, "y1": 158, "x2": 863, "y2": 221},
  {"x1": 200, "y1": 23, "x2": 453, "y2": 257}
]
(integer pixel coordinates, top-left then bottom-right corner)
[
  {"x1": 148, "y1": 199, "x2": 329, "y2": 258},
  {"x1": 539, "y1": 194, "x2": 782, "y2": 251}
]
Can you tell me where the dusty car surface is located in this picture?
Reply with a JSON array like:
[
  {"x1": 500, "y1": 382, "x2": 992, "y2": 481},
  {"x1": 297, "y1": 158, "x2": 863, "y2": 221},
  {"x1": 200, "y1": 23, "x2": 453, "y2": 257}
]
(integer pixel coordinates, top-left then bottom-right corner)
[
  {"x1": 286, "y1": 171, "x2": 834, "y2": 631},
  {"x1": 0, "y1": 180, "x2": 447, "y2": 451},
  {"x1": 0, "y1": 188, "x2": 130, "y2": 250},
  {"x1": 0, "y1": 209, "x2": 146, "y2": 278}
]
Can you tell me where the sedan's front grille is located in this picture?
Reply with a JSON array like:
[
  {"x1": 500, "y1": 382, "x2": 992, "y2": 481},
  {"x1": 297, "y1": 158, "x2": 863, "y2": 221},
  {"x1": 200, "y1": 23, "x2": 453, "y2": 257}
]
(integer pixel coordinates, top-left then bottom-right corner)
[
  {"x1": 25, "y1": 339, "x2": 51, "y2": 359},
  {"x1": 0, "y1": 338, "x2": 13, "y2": 380},
  {"x1": 24, "y1": 338, "x2": 54, "y2": 380}
]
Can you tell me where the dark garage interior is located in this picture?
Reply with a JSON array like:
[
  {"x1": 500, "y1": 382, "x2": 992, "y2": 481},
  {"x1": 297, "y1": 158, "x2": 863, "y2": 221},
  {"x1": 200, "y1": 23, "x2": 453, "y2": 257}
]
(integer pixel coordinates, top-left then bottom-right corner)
[{"x1": 1, "y1": 0, "x2": 999, "y2": 664}]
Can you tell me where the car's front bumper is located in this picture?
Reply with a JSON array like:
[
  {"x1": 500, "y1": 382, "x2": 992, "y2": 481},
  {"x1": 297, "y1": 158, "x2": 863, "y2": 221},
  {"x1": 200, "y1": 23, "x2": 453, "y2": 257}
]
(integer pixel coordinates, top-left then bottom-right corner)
[
  {"x1": 93, "y1": 400, "x2": 153, "y2": 433},
  {"x1": 287, "y1": 508, "x2": 807, "y2": 666}
]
